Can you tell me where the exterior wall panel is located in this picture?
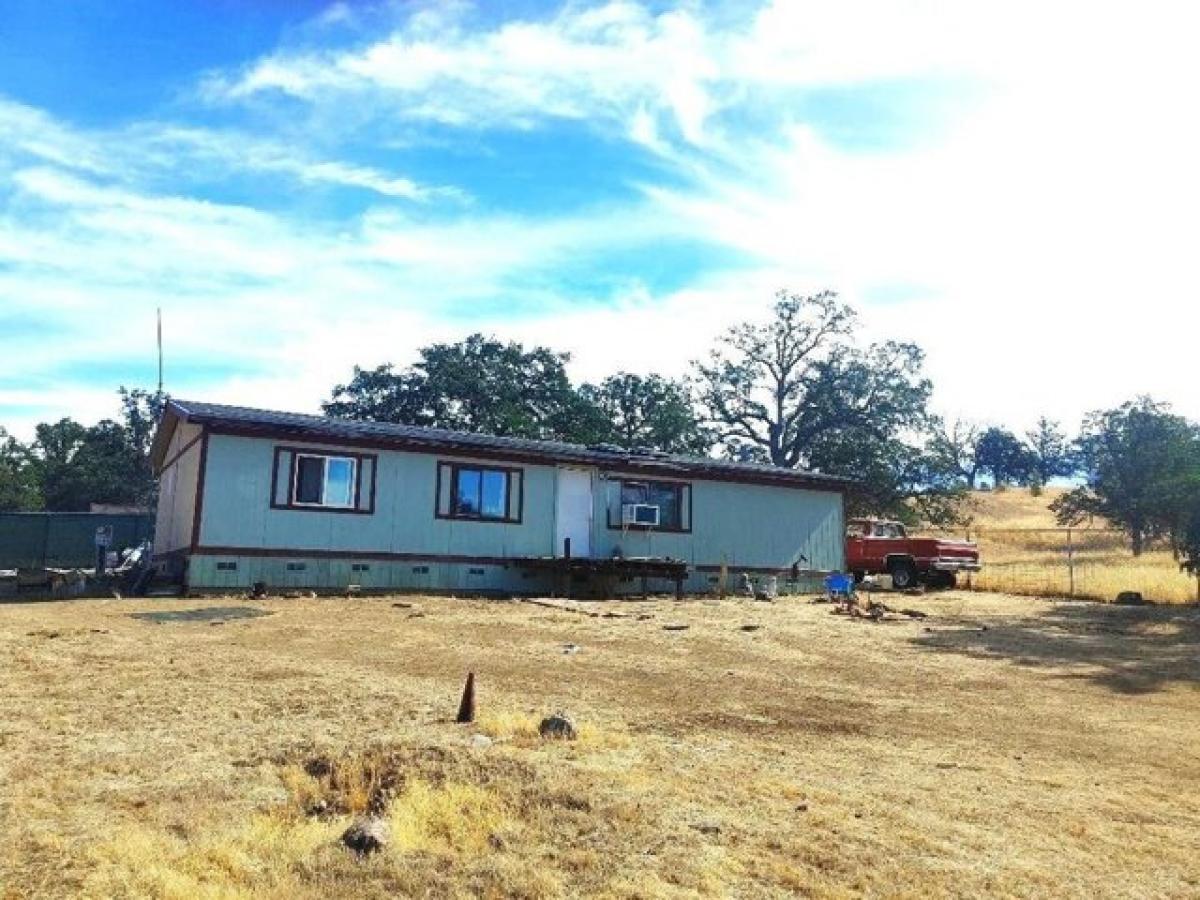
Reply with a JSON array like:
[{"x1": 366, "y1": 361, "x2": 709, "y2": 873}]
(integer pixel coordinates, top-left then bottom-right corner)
[
  {"x1": 592, "y1": 474, "x2": 844, "y2": 574},
  {"x1": 153, "y1": 421, "x2": 202, "y2": 555},
  {"x1": 185, "y1": 433, "x2": 844, "y2": 592},
  {"x1": 199, "y1": 436, "x2": 559, "y2": 560},
  {"x1": 186, "y1": 554, "x2": 554, "y2": 594}
]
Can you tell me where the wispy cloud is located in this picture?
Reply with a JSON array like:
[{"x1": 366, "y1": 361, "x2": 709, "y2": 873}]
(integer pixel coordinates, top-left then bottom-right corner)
[
  {"x1": 203, "y1": 0, "x2": 1016, "y2": 153},
  {"x1": 2, "y1": 0, "x2": 1199, "y2": 441},
  {"x1": 206, "y1": 1, "x2": 732, "y2": 147},
  {"x1": 0, "y1": 96, "x2": 454, "y2": 201}
]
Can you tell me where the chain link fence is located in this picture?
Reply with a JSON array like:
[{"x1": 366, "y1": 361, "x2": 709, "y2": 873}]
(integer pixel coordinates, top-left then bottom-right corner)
[{"x1": 931, "y1": 527, "x2": 1200, "y2": 604}]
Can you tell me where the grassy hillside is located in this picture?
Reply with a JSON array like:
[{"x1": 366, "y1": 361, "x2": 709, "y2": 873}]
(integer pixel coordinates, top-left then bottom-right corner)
[
  {"x1": 943, "y1": 488, "x2": 1198, "y2": 604},
  {"x1": 962, "y1": 486, "x2": 1080, "y2": 531}
]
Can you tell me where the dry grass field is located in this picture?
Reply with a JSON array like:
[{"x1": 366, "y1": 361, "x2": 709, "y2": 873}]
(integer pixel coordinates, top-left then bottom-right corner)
[
  {"x1": 2, "y1": 591, "x2": 1199, "y2": 898},
  {"x1": 946, "y1": 489, "x2": 1200, "y2": 604}
]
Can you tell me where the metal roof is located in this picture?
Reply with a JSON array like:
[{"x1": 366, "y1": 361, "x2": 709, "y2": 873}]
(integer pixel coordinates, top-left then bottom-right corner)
[{"x1": 158, "y1": 399, "x2": 852, "y2": 490}]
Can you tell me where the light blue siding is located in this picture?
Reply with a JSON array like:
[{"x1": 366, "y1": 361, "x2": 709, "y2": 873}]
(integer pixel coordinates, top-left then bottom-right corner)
[
  {"x1": 199, "y1": 435, "x2": 557, "y2": 558},
  {"x1": 593, "y1": 475, "x2": 843, "y2": 572},
  {"x1": 187, "y1": 555, "x2": 554, "y2": 594},
  {"x1": 186, "y1": 433, "x2": 844, "y2": 592}
]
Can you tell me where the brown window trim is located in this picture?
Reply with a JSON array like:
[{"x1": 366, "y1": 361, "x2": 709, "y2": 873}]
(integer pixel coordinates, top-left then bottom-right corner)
[
  {"x1": 435, "y1": 461, "x2": 524, "y2": 524},
  {"x1": 606, "y1": 478, "x2": 692, "y2": 533},
  {"x1": 270, "y1": 445, "x2": 377, "y2": 515}
]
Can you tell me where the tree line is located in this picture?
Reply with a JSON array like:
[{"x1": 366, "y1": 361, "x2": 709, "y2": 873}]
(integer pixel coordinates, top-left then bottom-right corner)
[
  {"x1": 0, "y1": 389, "x2": 163, "y2": 513},
  {"x1": 932, "y1": 400, "x2": 1200, "y2": 560},
  {"x1": 2, "y1": 291, "x2": 1197, "y2": 571}
]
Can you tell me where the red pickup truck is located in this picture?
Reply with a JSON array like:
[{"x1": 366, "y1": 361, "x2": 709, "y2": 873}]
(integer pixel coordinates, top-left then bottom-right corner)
[{"x1": 845, "y1": 518, "x2": 981, "y2": 589}]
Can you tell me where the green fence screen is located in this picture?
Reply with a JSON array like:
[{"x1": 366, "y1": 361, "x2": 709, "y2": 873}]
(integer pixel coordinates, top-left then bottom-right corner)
[{"x1": 0, "y1": 513, "x2": 154, "y2": 569}]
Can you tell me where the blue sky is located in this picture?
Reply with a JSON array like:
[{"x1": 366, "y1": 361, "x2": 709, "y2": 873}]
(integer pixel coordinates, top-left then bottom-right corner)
[{"x1": 1, "y1": 0, "x2": 1198, "y2": 438}]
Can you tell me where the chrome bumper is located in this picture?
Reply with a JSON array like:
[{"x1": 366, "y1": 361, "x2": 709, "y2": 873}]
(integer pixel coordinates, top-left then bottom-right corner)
[{"x1": 931, "y1": 558, "x2": 982, "y2": 573}]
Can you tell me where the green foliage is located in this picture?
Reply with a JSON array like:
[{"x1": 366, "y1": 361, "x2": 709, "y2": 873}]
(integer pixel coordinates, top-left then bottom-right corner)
[
  {"x1": 691, "y1": 289, "x2": 962, "y2": 525},
  {"x1": 693, "y1": 291, "x2": 931, "y2": 465},
  {"x1": 927, "y1": 419, "x2": 982, "y2": 488},
  {"x1": 929, "y1": 417, "x2": 1075, "y2": 494},
  {"x1": 1179, "y1": 488, "x2": 1200, "y2": 576},
  {"x1": 0, "y1": 428, "x2": 41, "y2": 511},
  {"x1": 119, "y1": 388, "x2": 167, "y2": 458},
  {"x1": 808, "y1": 426, "x2": 969, "y2": 528},
  {"x1": 1024, "y1": 417, "x2": 1076, "y2": 484},
  {"x1": 4, "y1": 387, "x2": 165, "y2": 512},
  {"x1": 1052, "y1": 397, "x2": 1200, "y2": 556},
  {"x1": 117, "y1": 387, "x2": 167, "y2": 508},
  {"x1": 34, "y1": 418, "x2": 147, "y2": 511},
  {"x1": 324, "y1": 334, "x2": 610, "y2": 443},
  {"x1": 975, "y1": 427, "x2": 1033, "y2": 489},
  {"x1": 579, "y1": 373, "x2": 710, "y2": 455},
  {"x1": 31, "y1": 418, "x2": 87, "y2": 510}
]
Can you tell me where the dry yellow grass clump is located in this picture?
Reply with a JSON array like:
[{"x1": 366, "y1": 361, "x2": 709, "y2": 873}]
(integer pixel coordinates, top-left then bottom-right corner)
[
  {"x1": 2, "y1": 592, "x2": 1199, "y2": 898},
  {"x1": 947, "y1": 488, "x2": 1200, "y2": 604}
]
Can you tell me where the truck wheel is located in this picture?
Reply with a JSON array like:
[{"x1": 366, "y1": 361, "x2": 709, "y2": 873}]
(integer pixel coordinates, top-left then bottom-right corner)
[{"x1": 889, "y1": 559, "x2": 918, "y2": 590}]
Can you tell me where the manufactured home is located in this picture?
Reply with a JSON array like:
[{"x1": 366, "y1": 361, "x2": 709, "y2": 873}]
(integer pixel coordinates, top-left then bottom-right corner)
[{"x1": 150, "y1": 400, "x2": 847, "y2": 595}]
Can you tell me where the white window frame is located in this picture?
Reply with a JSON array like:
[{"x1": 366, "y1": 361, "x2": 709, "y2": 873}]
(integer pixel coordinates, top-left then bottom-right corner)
[{"x1": 292, "y1": 453, "x2": 357, "y2": 509}]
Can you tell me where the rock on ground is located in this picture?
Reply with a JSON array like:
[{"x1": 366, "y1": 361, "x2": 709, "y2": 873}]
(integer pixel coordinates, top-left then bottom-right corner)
[
  {"x1": 342, "y1": 816, "x2": 391, "y2": 856},
  {"x1": 538, "y1": 712, "x2": 578, "y2": 740}
]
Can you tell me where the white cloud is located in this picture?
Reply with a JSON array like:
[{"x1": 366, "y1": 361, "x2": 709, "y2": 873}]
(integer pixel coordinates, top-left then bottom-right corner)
[
  {"x1": 0, "y1": 96, "x2": 451, "y2": 201},
  {"x1": 141, "y1": 127, "x2": 441, "y2": 200},
  {"x1": 3, "y1": 0, "x2": 1200, "y2": 443},
  {"x1": 207, "y1": 1, "x2": 728, "y2": 145}
]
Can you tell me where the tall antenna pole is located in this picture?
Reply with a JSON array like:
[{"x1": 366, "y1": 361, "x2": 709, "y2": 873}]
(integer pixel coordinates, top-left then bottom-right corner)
[{"x1": 157, "y1": 306, "x2": 164, "y2": 396}]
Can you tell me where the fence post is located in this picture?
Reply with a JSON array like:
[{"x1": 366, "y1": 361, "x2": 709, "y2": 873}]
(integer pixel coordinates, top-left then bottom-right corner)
[
  {"x1": 41, "y1": 514, "x2": 51, "y2": 569},
  {"x1": 965, "y1": 528, "x2": 973, "y2": 590},
  {"x1": 1066, "y1": 527, "x2": 1075, "y2": 597}
]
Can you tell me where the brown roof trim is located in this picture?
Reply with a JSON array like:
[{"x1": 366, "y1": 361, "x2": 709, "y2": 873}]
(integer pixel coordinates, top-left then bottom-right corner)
[{"x1": 198, "y1": 422, "x2": 847, "y2": 493}]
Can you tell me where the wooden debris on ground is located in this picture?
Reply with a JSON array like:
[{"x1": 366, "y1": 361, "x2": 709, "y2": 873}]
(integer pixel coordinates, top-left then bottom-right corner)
[
  {"x1": 522, "y1": 598, "x2": 603, "y2": 617},
  {"x1": 521, "y1": 598, "x2": 638, "y2": 619},
  {"x1": 830, "y1": 593, "x2": 929, "y2": 623}
]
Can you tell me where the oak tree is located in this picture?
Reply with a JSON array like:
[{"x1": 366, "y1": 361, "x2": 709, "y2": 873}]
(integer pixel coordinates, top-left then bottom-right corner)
[
  {"x1": 1051, "y1": 398, "x2": 1199, "y2": 555},
  {"x1": 580, "y1": 373, "x2": 710, "y2": 455}
]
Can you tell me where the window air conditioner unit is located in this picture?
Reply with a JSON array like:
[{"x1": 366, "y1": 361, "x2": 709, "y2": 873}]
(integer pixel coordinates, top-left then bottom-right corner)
[{"x1": 622, "y1": 503, "x2": 660, "y2": 526}]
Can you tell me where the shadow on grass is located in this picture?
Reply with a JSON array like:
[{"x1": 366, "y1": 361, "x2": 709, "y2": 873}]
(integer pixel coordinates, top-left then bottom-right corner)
[
  {"x1": 129, "y1": 606, "x2": 272, "y2": 624},
  {"x1": 911, "y1": 601, "x2": 1200, "y2": 694}
]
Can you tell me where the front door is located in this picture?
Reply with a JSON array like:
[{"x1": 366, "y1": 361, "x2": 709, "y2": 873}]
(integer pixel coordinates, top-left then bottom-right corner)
[{"x1": 555, "y1": 467, "x2": 593, "y2": 558}]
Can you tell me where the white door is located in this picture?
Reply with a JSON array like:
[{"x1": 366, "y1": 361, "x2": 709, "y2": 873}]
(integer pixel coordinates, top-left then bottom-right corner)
[{"x1": 555, "y1": 467, "x2": 593, "y2": 558}]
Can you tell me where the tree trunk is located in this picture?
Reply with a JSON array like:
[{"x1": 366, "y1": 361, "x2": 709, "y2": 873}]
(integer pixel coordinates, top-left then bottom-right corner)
[{"x1": 1131, "y1": 527, "x2": 1144, "y2": 557}]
